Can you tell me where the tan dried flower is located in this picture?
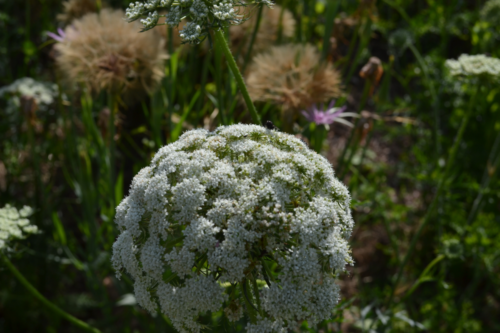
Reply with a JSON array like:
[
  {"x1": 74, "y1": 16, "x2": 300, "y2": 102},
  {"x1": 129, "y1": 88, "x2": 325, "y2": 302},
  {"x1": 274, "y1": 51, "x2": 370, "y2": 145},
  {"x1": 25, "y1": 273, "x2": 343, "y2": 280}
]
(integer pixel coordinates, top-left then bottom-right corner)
[
  {"x1": 57, "y1": 0, "x2": 101, "y2": 25},
  {"x1": 246, "y1": 44, "x2": 342, "y2": 110},
  {"x1": 54, "y1": 9, "x2": 167, "y2": 96},
  {"x1": 230, "y1": 5, "x2": 296, "y2": 56}
]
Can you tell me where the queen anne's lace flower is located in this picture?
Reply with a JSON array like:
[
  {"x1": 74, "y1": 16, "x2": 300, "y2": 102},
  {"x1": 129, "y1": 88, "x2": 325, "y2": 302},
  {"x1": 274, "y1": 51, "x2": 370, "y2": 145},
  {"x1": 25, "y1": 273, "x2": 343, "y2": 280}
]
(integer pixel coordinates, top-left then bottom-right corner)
[
  {"x1": 124, "y1": 0, "x2": 267, "y2": 43},
  {"x1": 0, "y1": 204, "x2": 37, "y2": 250},
  {"x1": 445, "y1": 54, "x2": 500, "y2": 79},
  {"x1": 0, "y1": 77, "x2": 58, "y2": 113},
  {"x1": 112, "y1": 124, "x2": 354, "y2": 333}
]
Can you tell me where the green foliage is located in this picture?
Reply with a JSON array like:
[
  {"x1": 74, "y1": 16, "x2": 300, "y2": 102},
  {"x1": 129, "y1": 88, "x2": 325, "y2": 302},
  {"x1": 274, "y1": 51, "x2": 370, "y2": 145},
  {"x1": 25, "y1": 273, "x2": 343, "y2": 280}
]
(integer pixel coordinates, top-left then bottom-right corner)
[{"x1": 1, "y1": 0, "x2": 499, "y2": 332}]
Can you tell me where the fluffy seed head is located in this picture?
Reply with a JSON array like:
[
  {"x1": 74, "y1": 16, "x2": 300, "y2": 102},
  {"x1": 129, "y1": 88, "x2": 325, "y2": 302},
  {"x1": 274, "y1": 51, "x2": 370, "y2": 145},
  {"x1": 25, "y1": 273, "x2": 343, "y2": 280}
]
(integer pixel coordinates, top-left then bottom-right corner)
[
  {"x1": 54, "y1": 9, "x2": 167, "y2": 96},
  {"x1": 246, "y1": 44, "x2": 342, "y2": 110},
  {"x1": 112, "y1": 124, "x2": 354, "y2": 332},
  {"x1": 57, "y1": 0, "x2": 100, "y2": 24}
]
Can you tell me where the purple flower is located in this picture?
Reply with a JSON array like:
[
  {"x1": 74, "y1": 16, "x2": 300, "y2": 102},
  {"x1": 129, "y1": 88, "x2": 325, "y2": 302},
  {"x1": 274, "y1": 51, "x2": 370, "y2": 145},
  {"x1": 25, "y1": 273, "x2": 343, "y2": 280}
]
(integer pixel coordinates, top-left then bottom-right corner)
[
  {"x1": 302, "y1": 100, "x2": 357, "y2": 127},
  {"x1": 47, "y1": 28, "x2": 66, "y2": 42}
]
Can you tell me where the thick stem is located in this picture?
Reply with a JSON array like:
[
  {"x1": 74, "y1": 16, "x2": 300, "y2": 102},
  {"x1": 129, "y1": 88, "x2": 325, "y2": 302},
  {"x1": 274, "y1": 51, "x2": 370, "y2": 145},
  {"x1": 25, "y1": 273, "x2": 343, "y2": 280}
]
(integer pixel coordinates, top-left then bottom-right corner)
[
  {"x1": 213, "y1": 29, "x2": 260, "y2": 125},
  {"x1": 1, "y1": 252, "x2": 101, "y2": 333}
]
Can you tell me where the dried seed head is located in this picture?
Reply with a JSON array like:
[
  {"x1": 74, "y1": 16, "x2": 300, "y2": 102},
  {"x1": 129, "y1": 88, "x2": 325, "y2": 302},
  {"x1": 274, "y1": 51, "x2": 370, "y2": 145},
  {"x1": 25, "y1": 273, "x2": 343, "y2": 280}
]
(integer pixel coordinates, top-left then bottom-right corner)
[
  {"x1": 54, "y1": 9, "x2": 167, "y2": 96},
  {"x1": 246, "y1": 44, "x2": 342, "y2": 110},
  {"x1": 57, "y1": 0, "x2": 102, "y2": 25}
]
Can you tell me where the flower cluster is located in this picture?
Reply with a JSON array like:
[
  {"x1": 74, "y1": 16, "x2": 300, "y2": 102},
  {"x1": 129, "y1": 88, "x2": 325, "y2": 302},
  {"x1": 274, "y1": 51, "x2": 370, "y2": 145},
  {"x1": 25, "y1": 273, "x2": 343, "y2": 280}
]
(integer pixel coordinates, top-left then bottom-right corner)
[
  {"x1": 0, "y1": 77, "x2": 59, "y2": 113},
  {"x1": 112, "y1": 124, "x2": 354, "y2": 332},
  {"x1": 445, "y1": 54, "x2": 500, "y2": 79},
  {"x1": 57, "y1": 0, "x2": 101, "y2": 24},
  {"x1": 125, "y1": 0, "x2": 270, "y2": 44},
  {"x1": 0, "y1": 204, "x2": 37, "y2": 250}
]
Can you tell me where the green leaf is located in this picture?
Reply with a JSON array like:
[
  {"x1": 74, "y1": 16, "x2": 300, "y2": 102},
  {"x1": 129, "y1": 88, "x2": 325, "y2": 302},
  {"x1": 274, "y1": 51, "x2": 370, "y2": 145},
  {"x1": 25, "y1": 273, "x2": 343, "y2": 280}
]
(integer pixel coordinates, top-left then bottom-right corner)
[{"x1": 52, "y1": 212, "x2": 67, "y2": 246}]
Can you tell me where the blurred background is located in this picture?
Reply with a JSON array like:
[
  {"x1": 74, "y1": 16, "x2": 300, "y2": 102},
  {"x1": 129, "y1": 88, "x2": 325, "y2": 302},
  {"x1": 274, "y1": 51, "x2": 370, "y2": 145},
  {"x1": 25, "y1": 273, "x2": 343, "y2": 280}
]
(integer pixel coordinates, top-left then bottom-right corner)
[{"x1": 1, "y1": 0, "x2": 499, "y2": 332}]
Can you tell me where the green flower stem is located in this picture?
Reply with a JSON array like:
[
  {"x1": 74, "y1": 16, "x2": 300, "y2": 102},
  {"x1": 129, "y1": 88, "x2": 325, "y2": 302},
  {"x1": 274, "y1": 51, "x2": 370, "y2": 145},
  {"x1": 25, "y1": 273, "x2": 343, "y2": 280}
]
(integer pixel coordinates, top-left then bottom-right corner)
[
  {"x1": 337, "y1": 80, "x2": 370, "y2": 177},
  {"x1": 107, "y1": 92, "x2": 117, "y2": 209},
  {"x1": 214, "y1": 29, "x2": 261, "y2": 125},
  {"x1": 385, "y1": 84, "x2": 480, "y2": 311},
  {"x1": 242, "y1": 4, "x2": 263, "y2": 73},
  {"x1": 466, "y1": 128, "x2": 500, "y2": 228},
  {"x1": 321, "y1": 0, "x2": 341, "y2": 60},
  {"x1": 239, "y1": 279, "x2": 258, "y2": 324},
  {"x1": 408, "y1": 43, "x2": 440, "y2": 155},
  {"x1": 0, "y1": 252, "x2": 101, "y2": 333}
]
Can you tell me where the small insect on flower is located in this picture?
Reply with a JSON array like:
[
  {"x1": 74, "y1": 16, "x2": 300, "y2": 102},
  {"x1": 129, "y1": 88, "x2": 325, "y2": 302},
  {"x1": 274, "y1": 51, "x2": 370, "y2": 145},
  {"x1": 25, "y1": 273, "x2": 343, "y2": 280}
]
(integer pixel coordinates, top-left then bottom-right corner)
[{"x1": 264, "y1": 120, "x2": 278, "y2": 130}]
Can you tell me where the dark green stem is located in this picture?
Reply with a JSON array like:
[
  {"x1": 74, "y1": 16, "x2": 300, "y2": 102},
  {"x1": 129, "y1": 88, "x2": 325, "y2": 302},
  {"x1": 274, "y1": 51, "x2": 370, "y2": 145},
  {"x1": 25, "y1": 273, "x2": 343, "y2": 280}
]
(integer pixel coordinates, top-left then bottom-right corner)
[
  {"x1": 337, "y1": 80, "x2": 371, "y2": 176},
  {"x1": 321, "y1": 0, "x2": 341, "y2": 60},
  {"x1": 385, "y1": 84, "x2": 479, "y2": 310},
  {"x1": 242, "y1": 4, "x2": 263, "y2": 73},
  {"x1": 213, "y1": 29, "x2": 260, "y2": 125},
  {"x1": 1, "y1": 252, "x2": 101, "y2": 333},
  {"x1": 465, "y1": 127, "x2": 500, "y2": 229},
  {"x1": 107, "y1": 92, "x2": 116, "y2": 209}
]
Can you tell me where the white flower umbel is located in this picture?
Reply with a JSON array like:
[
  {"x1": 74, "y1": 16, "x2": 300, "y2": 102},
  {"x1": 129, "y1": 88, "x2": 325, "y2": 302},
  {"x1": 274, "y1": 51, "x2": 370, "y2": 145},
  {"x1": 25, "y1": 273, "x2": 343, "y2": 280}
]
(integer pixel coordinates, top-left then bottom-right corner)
[
  {"x1": 0, "y1": 77, "x2": 59, "y2": 114},
  {"x1": 445, "y1": 54, "x2": 500, "y2": 79},
  {"x1": 0, "y1": 204, "x2": 37, "y2": 250},
  {"x1": 112, "y1": 124, "x2": 355, "y2": 332},
  {"x1": 124, "y1": 0, "x2": 270, "y2": 43}
]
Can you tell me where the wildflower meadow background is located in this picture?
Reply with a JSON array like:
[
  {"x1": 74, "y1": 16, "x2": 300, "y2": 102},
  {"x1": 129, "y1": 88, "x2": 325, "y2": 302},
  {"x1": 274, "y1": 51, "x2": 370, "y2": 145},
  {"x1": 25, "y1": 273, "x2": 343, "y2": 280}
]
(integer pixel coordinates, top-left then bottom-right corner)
[{"x1": 1, "y1": 0, "x2": 500, "y2": 332}]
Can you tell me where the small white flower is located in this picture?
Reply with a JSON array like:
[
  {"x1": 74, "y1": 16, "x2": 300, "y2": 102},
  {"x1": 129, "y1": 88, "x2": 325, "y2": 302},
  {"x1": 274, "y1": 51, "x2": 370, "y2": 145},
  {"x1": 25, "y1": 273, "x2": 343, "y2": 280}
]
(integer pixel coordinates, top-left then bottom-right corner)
[
  {"x1": 445, "y1": 54, "x2": 500, "y2": 79},
  {"x1": 212, "y1": 0, "x2": 235, "y2": 20},
  {"x1": 140, "y1": 10, "x2": 159, "y2": 30},
  {"x1": 123, "y1": 0, "x2": 267, "y2": 44},
  {"x1": 179, "y1": 21, "x2": 202, "y2": 43},
  {"x1": 0, "y1": 204, "x2": 37, "y2": 250},
  {"x1": 166, "y1": 6, "x2": 183, "y2": 26},
  {"x1": 190, "y1": 0, "x2": 209, "y2": 20},
  {"x1": 0, "y1": 77, "x2": 59, "y2": 113}
]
